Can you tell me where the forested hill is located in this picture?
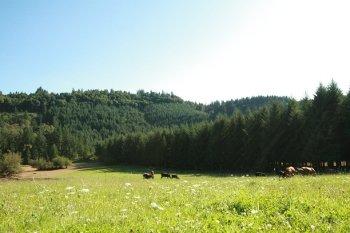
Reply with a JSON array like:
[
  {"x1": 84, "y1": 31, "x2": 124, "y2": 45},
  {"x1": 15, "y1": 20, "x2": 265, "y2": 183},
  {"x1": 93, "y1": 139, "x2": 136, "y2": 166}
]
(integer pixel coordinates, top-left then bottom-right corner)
[
  {"x1": 0, "y1": 88, "x2": 289, "y2": 161},
  {"x1": 98, "y1": 82, "x2": 350, "y2": 172}
]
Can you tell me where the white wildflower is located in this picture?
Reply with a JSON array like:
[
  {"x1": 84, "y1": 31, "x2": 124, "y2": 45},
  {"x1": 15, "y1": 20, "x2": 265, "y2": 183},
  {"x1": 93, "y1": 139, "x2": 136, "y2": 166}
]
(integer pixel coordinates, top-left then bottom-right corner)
[
  {"x1": 80, "y1": 188, "x2": 90, "y2": 193},
  {"x1": 125, "y1": 183, "x2": 132, "y2": 187},
  {"x1": 150, "y1": 202, "x2": 164, "y2": 210},
  {"x1": 251, "y1": 209, "x2": 259, "y2": 214},
  {"x1": 311, "y1": 225, "x2": 316, "y2": 231},
  {"x1": 66, "y1": 186, "x2": 75, "y2": 191}
]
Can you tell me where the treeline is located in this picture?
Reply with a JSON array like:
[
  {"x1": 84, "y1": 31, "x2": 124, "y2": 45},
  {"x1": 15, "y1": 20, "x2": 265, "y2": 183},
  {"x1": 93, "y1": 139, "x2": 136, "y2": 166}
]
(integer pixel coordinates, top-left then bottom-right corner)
[
  {"x1": 0, "y1": 88, "x2": 284, "y2": 162},
  {"x1": 97, "y1": 82, "x2": 350, "y2": 172}
]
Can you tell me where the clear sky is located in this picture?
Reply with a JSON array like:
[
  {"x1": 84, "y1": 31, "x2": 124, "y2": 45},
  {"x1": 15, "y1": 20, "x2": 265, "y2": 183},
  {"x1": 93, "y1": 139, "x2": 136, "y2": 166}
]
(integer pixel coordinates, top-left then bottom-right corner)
[{"x1": 1, "y1": 0, "x2": 350, "y2": 103}]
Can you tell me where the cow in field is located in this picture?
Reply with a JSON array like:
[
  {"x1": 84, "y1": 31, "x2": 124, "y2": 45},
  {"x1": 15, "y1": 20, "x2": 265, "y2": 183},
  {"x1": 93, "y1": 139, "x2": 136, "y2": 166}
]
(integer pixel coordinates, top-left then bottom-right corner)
[
  {"x1": 161, "y1": 172, "x2": 171, "y2": 178},
  {"x1": 297, "y1": 167, "x2": 316, "y2": 176},
  {"x1": 171, "y1": 174, "x2": 179, "y2": 179},
  {"x1": 143, "y1": 171, "x2": 154, "y2": 179},
  {"x1": 282, "y1": 166, "x2": 297, "y2": 178}
]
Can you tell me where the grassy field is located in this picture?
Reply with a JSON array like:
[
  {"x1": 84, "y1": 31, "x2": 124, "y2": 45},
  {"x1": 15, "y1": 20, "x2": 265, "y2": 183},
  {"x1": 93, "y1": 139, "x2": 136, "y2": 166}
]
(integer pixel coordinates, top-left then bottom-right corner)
[{"x1": 1, "y1": 165, "x2": 350, "y2": 232}]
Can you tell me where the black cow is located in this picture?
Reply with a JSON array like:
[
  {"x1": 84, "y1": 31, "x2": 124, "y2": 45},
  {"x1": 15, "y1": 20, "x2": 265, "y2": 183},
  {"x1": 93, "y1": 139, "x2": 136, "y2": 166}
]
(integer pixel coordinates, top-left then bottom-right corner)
[{"x1": 161, "y1": 172, "x2": 171, "y2": 178}]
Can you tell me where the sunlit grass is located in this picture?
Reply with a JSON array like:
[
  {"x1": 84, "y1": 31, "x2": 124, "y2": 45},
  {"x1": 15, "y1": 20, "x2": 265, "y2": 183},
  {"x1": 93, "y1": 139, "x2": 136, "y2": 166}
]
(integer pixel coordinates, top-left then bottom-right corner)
[{"x1": 1, "y1": 166, "x2": 350, "y2": 232}]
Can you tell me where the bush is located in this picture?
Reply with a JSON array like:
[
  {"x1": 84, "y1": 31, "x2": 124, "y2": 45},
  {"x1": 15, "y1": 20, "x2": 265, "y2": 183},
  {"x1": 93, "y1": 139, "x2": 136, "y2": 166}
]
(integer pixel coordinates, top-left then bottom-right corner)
[
  {"x1": 29, "y1": 158, "x2": 54, "y2": 170},
  {"x1": 52, "y1": 156, "x2": 71, "y2": 169},
  {"x1": 0, "y1": 152, "x2": 22, "y2": 177},
  {"x1": 29, "y1": 156, "x2": 71, "y2": 170}
]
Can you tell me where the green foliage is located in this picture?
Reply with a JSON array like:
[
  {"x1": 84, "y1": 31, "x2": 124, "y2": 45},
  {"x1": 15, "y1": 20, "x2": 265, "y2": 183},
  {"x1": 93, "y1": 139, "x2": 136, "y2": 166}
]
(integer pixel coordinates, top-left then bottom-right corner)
[
  {"x1": 0, "y1": 152, "x2": 22, "y2": 177},
  {"x1": 29, "y1": 158, "x2": 54, "y2": 170},
  {"x1": 0, "y1": 88, "x2": 283, "y2": 163},
  {"x1": 1, "y1": 82, "x2": 349, "y2": 171},
  {"x1": 98, "y1": 81, "x2": 350, "y2": 171},
  {"x1": 52, "y1": 156, "x2": 71, "y2": 169},
  {"x1": 29, "y1": 156, "x2": 72, "y2": 170}
]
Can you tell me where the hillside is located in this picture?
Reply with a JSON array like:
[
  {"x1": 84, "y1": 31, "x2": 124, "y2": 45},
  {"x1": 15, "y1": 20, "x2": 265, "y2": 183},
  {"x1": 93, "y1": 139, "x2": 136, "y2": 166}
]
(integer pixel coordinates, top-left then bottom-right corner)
[{"x1": 0, "y1": 88, "x2": 289, "y2": 161}]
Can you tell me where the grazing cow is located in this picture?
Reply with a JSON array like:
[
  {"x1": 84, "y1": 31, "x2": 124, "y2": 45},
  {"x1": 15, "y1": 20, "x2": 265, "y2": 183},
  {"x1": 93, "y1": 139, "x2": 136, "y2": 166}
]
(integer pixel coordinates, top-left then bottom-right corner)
[
  {"x1": 284, "y1": 166, "x2": 297, "y2": 177},
  {"x1": 143, "y1": 171, "x2": 154, "y2": 179},
  {"x1": 297, "y1": 167, "x2": 316, "y2": 176},
  {"x1": 161, "y1": 172, "x2": 171, "y2": 178},
  {"x1": 255, "y1": 172, "x2": 266, "y2": 177},
  {"x1": 171, "y1": 174, "x2": 179, "y2": 179}
]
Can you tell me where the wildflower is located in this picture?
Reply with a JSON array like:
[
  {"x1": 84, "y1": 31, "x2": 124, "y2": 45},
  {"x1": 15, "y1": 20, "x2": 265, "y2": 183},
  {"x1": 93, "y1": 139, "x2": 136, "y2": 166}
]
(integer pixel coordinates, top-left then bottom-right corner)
[
  {"x1": 69, "y1": 211, "x2": 78, "y2": 215},
  {"x1": 66, "y1": 186, "x2": 75, "y2": 191},
  {"x1": 311, "y1": 225, "x2": 315, "y2": 231},
  {"x1": 125, "y1": 183, "x2": 132, "y2": 187},
  {"x1": 150, "y1": 202, "x2": 164, "y2": 210},
  {"x1": 251, "y1": 209, "x2": 259, "y2": 215},
  {"x1": 80, "y1": 188, "x2": 90, "y2": 193}
]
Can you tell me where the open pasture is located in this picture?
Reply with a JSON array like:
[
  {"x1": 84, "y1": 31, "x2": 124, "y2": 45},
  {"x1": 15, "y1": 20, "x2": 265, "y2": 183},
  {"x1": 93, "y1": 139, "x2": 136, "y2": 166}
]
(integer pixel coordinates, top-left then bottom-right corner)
[{"x1": 1, "y1": 165, "x2": 350, "y2": 232}]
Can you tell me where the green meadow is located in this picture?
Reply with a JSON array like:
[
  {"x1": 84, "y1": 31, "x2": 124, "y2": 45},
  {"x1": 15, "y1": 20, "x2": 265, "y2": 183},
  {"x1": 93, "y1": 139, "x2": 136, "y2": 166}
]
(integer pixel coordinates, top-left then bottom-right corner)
[{"x1": 1, "y1": 165, "x2": 350, "y2": 233}]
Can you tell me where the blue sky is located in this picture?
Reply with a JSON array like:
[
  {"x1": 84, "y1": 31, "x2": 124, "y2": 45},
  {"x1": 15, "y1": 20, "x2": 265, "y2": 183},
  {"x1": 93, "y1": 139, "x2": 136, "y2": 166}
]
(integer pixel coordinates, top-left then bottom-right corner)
[{"x1": 1, "y1": 0, "x2": 350, "y2": 103}]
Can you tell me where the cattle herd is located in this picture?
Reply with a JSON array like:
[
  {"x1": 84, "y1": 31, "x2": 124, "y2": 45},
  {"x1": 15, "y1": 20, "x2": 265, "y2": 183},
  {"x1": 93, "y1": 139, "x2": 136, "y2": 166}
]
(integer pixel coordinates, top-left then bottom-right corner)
[
  {"x1": 143, "y1": 166, "x2": 317, "y2": 179},
  {"x1": 142, "y1": 171, "x2": 180, "y2": 179},
  {"x1": 277, "y1": 166, "x2": 316, "y2": 178}
]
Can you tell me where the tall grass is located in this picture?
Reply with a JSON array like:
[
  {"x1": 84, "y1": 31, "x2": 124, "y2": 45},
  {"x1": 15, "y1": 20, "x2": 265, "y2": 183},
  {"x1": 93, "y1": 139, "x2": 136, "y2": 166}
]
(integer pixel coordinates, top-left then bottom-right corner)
[{"x1": 0, "y1": 166, "x2": 349, "y2": 232}]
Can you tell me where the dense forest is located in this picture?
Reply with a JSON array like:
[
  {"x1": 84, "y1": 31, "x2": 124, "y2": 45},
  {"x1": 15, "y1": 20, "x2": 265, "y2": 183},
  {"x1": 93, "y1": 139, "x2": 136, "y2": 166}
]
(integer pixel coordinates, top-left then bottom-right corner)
[
  {"x1": 0, "y1": 87, "x2": 286, "y2": 164},
  {"x1": 97, "y1": 81, "x2": 350, "y2": 172},
  {"x1": 1, "y1": 81, "x2": 348, "y2": 172}
]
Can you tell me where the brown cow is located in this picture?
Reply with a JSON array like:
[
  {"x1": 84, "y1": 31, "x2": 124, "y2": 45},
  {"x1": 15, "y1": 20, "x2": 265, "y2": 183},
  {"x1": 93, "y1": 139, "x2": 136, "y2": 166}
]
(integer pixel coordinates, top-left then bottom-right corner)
[
  {"x1": 283, "y1": 166, "x2": 297, "y2": 177},
  {"x1": 297, "y1": 167, "x2": 316, "y2": 176},
  {"x1": 143, "y1": 171, "x2": 154, "y2": 179}
]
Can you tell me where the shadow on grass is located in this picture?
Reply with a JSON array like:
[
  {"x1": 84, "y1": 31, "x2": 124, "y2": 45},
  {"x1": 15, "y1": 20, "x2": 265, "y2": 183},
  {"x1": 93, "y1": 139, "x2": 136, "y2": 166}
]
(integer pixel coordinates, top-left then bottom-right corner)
[
  {"x1": 75, "y1": 162, "x2": 151, "y2": 174},
  {"x1": 73, "y1": 162, "x2": 277, "y2": 178},
  {"x1": 73, "y1": 162, "x2": 350, "y2": 178}
]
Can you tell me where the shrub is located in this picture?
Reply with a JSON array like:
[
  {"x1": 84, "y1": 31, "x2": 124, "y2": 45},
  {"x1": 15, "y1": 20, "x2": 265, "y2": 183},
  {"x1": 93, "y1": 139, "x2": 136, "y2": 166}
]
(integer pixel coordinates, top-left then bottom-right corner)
[
  {"x1": 0, "y1": 152, "x2": 22, "y2": 177},
  {"x1": 29, "y1": 157, "x2": 71, "y2": 170},
  {"x1": 29, "y1": 158, "x2": 54, "y2": 170},
  {"x1": 52, "y1": 156, "x2": 71, "y2": 169}
]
